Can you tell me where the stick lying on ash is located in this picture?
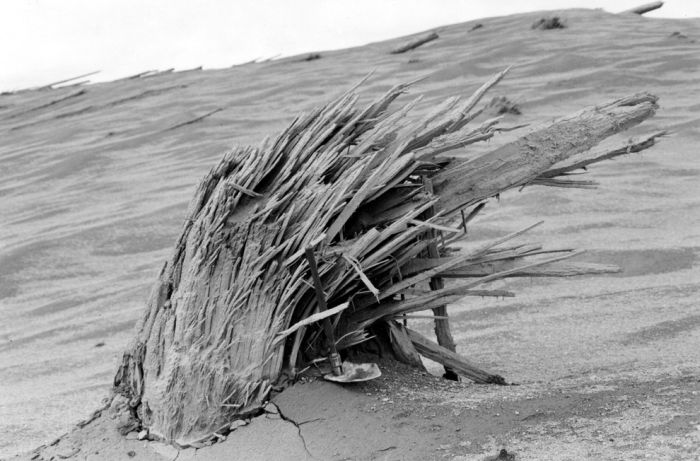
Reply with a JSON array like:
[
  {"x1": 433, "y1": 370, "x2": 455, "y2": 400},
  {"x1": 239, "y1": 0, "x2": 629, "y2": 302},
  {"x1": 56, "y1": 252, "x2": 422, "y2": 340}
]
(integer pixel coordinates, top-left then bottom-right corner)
[
  {"x1": 622, "y1": 1, "x2": 664, "y2": 15},
  {"x1": 391, "y1": 31, "x2": 439, "y2": 54},
  {"x1": 407, "y1": 328, "x2": 506, "y2": 384}
]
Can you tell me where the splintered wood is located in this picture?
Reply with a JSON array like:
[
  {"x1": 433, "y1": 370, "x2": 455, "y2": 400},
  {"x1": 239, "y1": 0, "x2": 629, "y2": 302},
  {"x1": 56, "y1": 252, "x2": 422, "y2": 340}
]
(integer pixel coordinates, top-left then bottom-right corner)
[
  {"x1": 391, "y1": 31, "x2": 439, "y2": 54},
  {"x1": 114, "y1": 69, "x2": 661, "y2": 445},
  {"x1": 622, "y1": 2, "x2": 664, "y2": 15}
]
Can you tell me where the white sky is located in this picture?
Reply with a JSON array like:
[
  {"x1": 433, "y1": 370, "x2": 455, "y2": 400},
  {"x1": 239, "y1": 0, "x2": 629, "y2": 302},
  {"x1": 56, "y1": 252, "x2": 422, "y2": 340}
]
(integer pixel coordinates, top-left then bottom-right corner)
[{"x1": 1, "y1": 0, "x2": 697, "y2": 91}]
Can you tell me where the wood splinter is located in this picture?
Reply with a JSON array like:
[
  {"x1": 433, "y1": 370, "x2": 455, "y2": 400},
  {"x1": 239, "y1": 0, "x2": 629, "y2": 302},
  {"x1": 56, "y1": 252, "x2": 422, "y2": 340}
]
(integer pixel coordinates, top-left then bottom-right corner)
[
  {"x1": 391, "y1": 32, "x2": 439, "y2": 54},
  {"x1": 407, "y1": 328, "x2": 506, "y2": 385},
  {"x1": 622, "y1": 1, "x2": 663, "y2": 15},
  {"x1": 422, "y1": 176, "x2": 459, "y2": 381}
]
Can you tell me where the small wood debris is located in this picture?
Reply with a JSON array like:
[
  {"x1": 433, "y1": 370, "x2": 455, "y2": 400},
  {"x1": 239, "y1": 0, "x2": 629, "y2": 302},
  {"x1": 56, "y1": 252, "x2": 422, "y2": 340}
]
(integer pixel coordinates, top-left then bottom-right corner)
[
  {"x1": 391, "y1": 31, "x2": 439, "y2": 54},
  {"x1": 532, "y1": 17, "x2": 566, "y2": 30}
]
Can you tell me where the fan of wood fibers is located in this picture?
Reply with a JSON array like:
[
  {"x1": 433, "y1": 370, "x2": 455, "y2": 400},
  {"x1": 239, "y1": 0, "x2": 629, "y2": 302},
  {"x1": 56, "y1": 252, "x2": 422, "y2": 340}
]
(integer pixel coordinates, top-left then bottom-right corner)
[{"x1": 114, "y1": 69, "x2": 663, "y2": 445}]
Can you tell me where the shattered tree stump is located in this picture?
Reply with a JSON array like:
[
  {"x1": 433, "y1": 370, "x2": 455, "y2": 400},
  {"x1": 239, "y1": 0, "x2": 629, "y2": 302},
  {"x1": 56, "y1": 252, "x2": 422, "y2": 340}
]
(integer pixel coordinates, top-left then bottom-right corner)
[{"x1": 114, "y1": 69, "x2": 662, "y2": 446}]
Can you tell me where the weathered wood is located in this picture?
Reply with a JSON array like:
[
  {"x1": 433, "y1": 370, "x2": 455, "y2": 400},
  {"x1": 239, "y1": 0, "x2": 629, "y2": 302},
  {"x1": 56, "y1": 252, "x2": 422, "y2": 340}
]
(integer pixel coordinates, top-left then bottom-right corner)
[
  {"x1": 112, "y1": 72, "x2": 661, "y2": 446},
  {"x1": 622, "y1": 1, "x2": 663, "y2": 15},
  {"x1": 406, "y1": 328, "x2": 506, "y2": 384},
  {"x1": 164, "y1": 108, "x2": 223, "y2": 131},
  {"x1": 125, "y1": 70, "x2": 157, "y2": 80},
  {"x1": 386, "y1": 320, "x2": 425, "y2": 369},
  {"x1": 38, "y1": 70, "x2": 100, "y2": 89},
  {"x1": 400, "y1": 256, "x2": 619, "y2": 279},
  {"x1": 305, "y1": 247, "x2": 343, "y2": 376},
  {"x1": 352, "y1": 287, "x2": 516, "y2": 327},
  {"x1": 4, "y1": 90, "x2": 86, "y2": 120},
  {"x1": 434, "y1": 93, "x2": 659, "y2": 215},
  {"x1": 422, "y1": 177, "x2": 458, "y2": 379},
  {"x1": 273, "y1": 302, "x2": 350, "y2": 344},
  {"x1": 461, "y1": 202, "x2": 486, "y2": 233},
  {"x1": 354, "y1": 249, "x2": 585, "y2": 326},
  {"x1": 443, "y1": 260, "x2": 621, "y2": 278},
  {"x1": 391, "y1": 32, "x2": 439, "y2": 54},
  {"x1": 536, "y1": 130, "x2": 667, "y2": 180}
]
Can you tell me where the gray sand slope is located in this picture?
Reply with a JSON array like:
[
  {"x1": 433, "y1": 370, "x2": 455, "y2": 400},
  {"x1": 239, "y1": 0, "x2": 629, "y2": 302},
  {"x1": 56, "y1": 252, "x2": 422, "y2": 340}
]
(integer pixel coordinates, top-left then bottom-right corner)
[{"x1": 1, "y1": 8, "x2": 699, "y2": 460}]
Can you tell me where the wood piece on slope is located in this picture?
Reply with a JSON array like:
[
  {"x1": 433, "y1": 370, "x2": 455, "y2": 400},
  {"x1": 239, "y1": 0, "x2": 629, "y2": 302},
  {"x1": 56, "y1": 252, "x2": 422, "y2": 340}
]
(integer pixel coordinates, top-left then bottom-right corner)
[
  {"x1": 4, "y1": 90, "x2": 86, "y2": 120},
  {"x1": 460, "y1": 202, "x2": 486, "y2": 232},
  {"x1": 443, "y1": 260, "x2": 620, "y2": 278},
  {"x1": 433, "y1": 93, "x2": 659, "y2": 215},
  {"x1": 164, "y1": 108, "x2": 223, "y2": 132},
  {"x1": 527, "y1": 130, "x2": 666, "y2": 189},
  {"x1": 352, "y1": 289, "x2": 514, "y2": 327},
  {"x1": 386, "y1": 320, "x2": 426, "y2": 370},
  {"x1": 401, "y1": 243, "x2": 553, "y2": 278},
  {"x1": 272, "y1": 302, "x2": 350, "y2": 346},
  {"x1": 355, "y1": 249, "x2": 582, "y2": 325},
  {"x1": 622, "y1": 2, "x2": 663, "y2": 15},
  {"x1": 391, "y1": 32, "x2": 439, "y2": 54},
  {"x1": 535, "y1": 130, "x2": 667, "y2": 180},
  {"x1": 38, "y1": 70, "x2": 100, "y2": 89},
  {"x1": 528, "y1": 177, "x2": 598, "y2": 189},
  {"x1": 422, "y1": 177, "x2": 458, "y2": 380},
  {"x1": 378, "y1": 221, "x2": 544, "y2": 302},
  {"x1": 406, "y1": 328, "x2": 506, "y2": 384}
]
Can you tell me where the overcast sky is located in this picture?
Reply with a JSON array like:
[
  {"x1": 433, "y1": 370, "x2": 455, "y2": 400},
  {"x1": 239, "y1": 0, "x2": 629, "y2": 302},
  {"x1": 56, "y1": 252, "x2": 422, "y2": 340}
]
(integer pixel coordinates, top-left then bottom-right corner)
[{"x1": 1, "y1": 0, "x2": 697, "y2": 91}]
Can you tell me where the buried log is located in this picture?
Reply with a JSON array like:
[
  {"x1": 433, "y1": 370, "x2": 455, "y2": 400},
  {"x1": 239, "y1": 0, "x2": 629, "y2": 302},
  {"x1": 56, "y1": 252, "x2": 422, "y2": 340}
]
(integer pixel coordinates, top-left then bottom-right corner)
[
  {"x1": 113, "y1": 69, "x2": 661, "y2": 445},
  {"x1": 622, "y1": 1, "x2": 663, "y2": 15},
  {"x1": 391, "y1": 31, "x2": 439, "y2": 54}
]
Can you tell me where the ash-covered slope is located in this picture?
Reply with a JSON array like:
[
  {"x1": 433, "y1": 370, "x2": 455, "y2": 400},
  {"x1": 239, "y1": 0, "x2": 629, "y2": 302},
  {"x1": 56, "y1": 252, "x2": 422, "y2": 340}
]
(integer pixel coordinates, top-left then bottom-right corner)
[{"x1": 2, "y1": 8, "x2": 699, "y2": 459}]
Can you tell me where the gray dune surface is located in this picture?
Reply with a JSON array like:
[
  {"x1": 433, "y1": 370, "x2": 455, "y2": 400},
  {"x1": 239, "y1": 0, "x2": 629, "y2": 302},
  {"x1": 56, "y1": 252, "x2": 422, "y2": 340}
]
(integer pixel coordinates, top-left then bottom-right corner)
[{"x1": 1, "y1": 8, "x2": 699, "y2": 460}]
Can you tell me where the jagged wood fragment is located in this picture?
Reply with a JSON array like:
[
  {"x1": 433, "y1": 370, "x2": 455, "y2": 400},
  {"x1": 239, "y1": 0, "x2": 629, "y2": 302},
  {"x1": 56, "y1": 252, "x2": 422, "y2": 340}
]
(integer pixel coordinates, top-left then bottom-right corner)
[
  {"x1": 273, "y1": 302, "x2": 350, "y2": 344},
  {"x1": 164, "y1": 108, "x2": 223, "y2": 131},
  {"x1": 622, "y1": 1, "x2": 663, "y2": 14},
  {"x1": 422, "y1": 177, "x2": 457, "y2": 379},
  {"x1": 386, "y1": 320, "x2": 425, "y2": 369},
  {"x1": 4, "y1": 90, "x2": 86, "y2": 119},
  {"x1": 529, "y1": 177, "x2": 598, "y2": 189},
  {"x1": 352, "y1": 289, "x2": 516, "y2": 327},
  {"x1": 407, "y1": 328, "x2": 506, "y2": 384},
  {"x1": 391, "y1": 32, "x2": 439, "y2": 54},
  {"x1": 434, "y1": 93, "x2": 659, "y2": 215},
  {"x1": 38, "y1": 70, "x2": 100, "y2": 89},
  {"x1": 536, "y1": 130, "x2": 667, "y2": 179},
  {"x1": 443, "y1": 261, "x2": 620, "y2": 278}
]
